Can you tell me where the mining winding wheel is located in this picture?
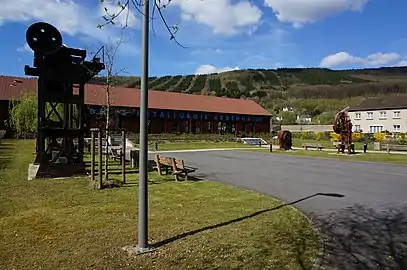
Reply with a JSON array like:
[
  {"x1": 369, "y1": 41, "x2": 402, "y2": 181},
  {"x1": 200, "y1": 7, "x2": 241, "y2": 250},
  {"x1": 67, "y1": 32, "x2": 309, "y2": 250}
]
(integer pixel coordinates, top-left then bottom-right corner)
[{"x1": 278, "y1": 130, "x2": 292, "y2": 150}]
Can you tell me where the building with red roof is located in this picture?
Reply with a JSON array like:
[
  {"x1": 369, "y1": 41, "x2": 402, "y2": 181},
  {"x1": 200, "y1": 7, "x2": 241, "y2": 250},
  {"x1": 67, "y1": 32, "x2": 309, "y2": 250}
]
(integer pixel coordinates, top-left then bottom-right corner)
[{"x1": 0, "y1": 75, "x2": 271, "y2": 135}]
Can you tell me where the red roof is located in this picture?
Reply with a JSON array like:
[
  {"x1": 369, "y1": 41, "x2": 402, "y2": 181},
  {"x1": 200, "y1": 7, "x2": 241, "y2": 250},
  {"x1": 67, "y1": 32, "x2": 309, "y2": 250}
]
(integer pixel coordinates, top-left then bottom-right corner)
[{"x1": 0, "y1": 76, "x2": 271, "y2": 116}]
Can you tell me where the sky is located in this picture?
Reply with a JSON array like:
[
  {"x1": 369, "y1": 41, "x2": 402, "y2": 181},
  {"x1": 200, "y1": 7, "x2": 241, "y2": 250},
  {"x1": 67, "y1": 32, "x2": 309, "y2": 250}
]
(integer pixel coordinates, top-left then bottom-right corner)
[{"x1": 0, "y1": 0, "x2": 407, "y2": 77}]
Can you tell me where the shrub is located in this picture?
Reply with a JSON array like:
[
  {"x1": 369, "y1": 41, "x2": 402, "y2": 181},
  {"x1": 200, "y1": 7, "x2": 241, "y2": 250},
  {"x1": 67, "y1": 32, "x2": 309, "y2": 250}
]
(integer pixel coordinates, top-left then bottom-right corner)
[
  {"x1": 373, "y1": 132, "x2": 386, "y2": 142},
  {"x1": 314, "y1": 131, "x2": 330, "y2": 141},
  {"x1": 352, "y1": 132, "x2": 362, "y2": 142},
  {"x1": 329, "y1": 132, "x2": 341, "y2": 142}
]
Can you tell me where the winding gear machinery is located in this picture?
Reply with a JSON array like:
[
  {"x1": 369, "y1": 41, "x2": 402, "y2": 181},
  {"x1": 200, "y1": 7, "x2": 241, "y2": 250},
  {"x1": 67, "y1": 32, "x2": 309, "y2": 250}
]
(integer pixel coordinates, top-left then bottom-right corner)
[
  {"x1": 333, "y1": 107, "x2": 353, "y2": 154},
  {"x1": 24, "y1": 21, "x2": 105, "y2": 177}
]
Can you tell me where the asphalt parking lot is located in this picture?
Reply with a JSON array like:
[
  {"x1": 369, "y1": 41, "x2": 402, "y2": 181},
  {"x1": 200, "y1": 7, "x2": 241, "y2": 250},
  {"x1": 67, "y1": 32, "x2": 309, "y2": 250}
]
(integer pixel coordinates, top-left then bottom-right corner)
[{"x1": 154, "y1": 149, "x2": 407, "y2": 269}]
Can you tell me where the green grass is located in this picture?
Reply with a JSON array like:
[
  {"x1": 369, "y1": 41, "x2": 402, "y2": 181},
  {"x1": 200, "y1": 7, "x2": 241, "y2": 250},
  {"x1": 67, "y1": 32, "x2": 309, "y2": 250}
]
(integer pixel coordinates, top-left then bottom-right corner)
[
  {"x1": 291, "y1": 138, "x2": 372, "y2": 150},
  {"x1": 247, "y1": 148, "x2": 407, "y2": 165},
  {"x1": 144, "y1": 141, "x2": 255, "y2": 151},
  {"x1": 0, "y1": 140, "x2": 319, "y2": 269}
]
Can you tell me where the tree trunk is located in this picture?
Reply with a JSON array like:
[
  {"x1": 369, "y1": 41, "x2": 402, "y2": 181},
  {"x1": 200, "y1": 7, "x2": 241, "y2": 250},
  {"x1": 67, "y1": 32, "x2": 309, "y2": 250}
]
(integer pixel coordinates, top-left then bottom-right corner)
[{"x1": 104, "y1": 76, "x2": 111, "y2": 184}]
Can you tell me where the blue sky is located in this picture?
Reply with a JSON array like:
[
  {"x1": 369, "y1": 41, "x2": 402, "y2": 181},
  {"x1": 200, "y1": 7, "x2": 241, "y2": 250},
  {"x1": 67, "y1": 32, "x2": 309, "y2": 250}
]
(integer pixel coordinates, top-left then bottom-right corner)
[{"x1": 1, "y1": 0, "x2": 407, "y2": 77}]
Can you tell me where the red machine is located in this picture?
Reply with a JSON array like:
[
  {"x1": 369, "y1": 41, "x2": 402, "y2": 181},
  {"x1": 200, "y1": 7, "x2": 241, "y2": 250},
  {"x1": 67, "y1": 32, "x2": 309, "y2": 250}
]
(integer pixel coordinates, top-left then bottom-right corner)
[
  {"x1": 333, "y1": 107, "x2": 353, "y2": 154},
  {"x1": 278, "y1": 130, "x2": 292, "y2": 150}
]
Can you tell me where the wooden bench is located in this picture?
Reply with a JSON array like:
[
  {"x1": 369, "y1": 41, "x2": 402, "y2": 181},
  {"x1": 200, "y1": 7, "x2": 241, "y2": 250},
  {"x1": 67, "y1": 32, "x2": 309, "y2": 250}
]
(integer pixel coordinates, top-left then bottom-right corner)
[
  {"x1": 380, "y1": 144, "x2": 407, "y2": 153},
  {"x1": 302, "y1": 143, "x2": 324, "y2": 151},
  {"x1": 154, "y1": 154, "x2": 196, "y2": 181}
]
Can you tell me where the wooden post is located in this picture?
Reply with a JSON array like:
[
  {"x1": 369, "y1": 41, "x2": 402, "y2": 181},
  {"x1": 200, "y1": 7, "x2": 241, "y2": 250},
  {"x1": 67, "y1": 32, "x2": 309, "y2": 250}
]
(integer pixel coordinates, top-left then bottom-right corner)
[
  {"x1": 387, "y1": 143, "x2": 390, "y2": 154},
  {"x1": 98, "y1": 129, "x2": 103, "y2": 189},
  {"x1": 91, "y1": 130, "x2": 95, "y2": 181},
  {"x1": 122, "y1": 130, "x2": 126, "y2": 184},
  {"x1": 155, "y1": 155, "x2": 162, "y2": 175}
]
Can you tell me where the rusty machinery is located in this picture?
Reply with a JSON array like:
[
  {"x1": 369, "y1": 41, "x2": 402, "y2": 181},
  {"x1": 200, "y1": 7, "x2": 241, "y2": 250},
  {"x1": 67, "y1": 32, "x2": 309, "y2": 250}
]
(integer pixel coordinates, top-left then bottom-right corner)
[
  {"x1": 24, "y1": 22, "x2": 105, "y2": 177},
  {"x1": 278, "y1": 130, "x2": 292, "y2": 150},
  {"x1": 333, "y1": 106, "x2": 353, "y2": 154}
]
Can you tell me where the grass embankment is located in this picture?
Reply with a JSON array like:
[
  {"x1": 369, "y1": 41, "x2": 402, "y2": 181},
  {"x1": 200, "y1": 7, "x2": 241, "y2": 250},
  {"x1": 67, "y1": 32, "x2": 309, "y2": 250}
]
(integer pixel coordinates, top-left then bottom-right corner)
[
  {"x1": 249, "y1": 148, "x2": 407, "y2": 165},
  {"x1": 0, "y1": 140, "x2": 319, "y2": 269}
]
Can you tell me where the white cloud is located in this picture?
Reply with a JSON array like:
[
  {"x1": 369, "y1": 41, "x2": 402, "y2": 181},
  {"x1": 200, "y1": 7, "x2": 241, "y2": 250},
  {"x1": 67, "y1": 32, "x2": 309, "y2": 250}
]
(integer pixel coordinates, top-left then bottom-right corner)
[
  {"x1": 172, "y1": 0, "x2": 262, "y2": 35},
  {"x1": 16, "y1": 43, "x2": 31, "y2": 53},
  {"x1": 195, "y1": 64, "x2": 240, "y2": 74},
  {"x1": 264, "y1": 0, "x2": 369, "y2": 27},
  {"x1": 320, "y1": 52, "x2": 402, "y2": 67},
  {"x1": 397, "y1": 60, "x2": 407, "y2": 66},
  {"x1": 0, "y1": 0, "x2": 137, "y2": 44}
]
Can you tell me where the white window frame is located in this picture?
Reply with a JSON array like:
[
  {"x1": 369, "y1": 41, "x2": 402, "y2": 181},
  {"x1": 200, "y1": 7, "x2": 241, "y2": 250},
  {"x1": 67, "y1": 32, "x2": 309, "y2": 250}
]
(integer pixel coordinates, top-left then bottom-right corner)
[
  {"x1": 393, "y1": 111, "x2": 401, "y2": 119},
  {"x1": 354, "y1": 125, "x2": 361, "y2": 132},
  {"x1": 393, "y1": 125, "x2": 401, "y2": 132},
  {"x1": 369, "y1": 125, "x2": 383, "y2": 133},
  {"x1": 354, "y1": 113, "x2": 361, "y2": 120},
  {"x1": 379, "y1": 111, "x2": 387, "y2": 119},
  {"x1": 366, "y1": 112, "x2": 373, "y2": 120}
]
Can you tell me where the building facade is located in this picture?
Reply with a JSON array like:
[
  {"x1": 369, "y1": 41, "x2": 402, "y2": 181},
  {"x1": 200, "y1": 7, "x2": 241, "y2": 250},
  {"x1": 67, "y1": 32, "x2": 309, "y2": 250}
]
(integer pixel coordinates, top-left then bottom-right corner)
[
  {"x1": 348, "y1": 96, "x2": 407, "y2": 133},
  {"x1": 0, "y1": 76, "x2": 272, "y2": 136}
]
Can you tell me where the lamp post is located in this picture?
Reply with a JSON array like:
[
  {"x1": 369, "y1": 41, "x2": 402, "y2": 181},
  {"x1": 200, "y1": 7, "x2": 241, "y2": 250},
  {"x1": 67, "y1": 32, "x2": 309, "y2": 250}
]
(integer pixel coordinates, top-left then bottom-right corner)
[{"x1": 137, "y1": 0, "x2": 152, "y2": 253}]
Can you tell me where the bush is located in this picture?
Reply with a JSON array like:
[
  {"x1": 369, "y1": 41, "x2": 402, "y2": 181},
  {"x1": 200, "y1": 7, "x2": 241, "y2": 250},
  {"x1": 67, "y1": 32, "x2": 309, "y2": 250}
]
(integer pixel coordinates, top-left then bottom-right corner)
[
  {"x1": 373, "y1": 132, "x2": 386, "y2": 142},
  {"x1": 352, "y1": 132, "x2": 362, "y2": 142},
  {"x1": 329, "y1": 132, "x2": 341, "y2": 142}
]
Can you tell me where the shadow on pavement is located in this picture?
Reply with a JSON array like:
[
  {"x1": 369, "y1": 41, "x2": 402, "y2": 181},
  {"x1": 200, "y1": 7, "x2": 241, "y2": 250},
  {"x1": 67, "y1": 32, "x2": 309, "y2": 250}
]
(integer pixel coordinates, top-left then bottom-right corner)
[{"x1": 311, "y1": 204, "x2": 407, "y2": 270}]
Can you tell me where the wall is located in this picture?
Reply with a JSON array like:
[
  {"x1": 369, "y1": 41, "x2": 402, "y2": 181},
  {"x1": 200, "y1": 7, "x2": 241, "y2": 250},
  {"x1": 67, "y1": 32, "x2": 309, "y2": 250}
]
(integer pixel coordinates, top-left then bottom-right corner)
[
  {"x1": 280, "y1": 125, "x2": 332, "y2": 132},
  {"x1": 349, "y1": 108, "x2": 407, "y2": 133},
  {"x1": 87, "y1": 106, "x2": 271, "y2": 135},
  {"x1": 88, "y1": 113, "x2": 271, "y2": 135}
]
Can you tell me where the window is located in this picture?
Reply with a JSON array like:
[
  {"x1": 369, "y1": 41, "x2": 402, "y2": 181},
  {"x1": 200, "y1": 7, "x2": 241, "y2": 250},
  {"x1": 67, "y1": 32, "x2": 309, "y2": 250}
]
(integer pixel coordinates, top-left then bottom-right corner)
[
  {"x1": 379, "y1": 111, "x2": 386, "y2": 119},
  {"x1": 183, "y1": 120, "x2": 189, "y2": 133},
  {"x1": 369, "y1": 125, "x2": 383, "y2": 133},
  {"x1": 367, "y1": 112, "x2": 373, "y2": 119},
  {"x1": 172, "y1": 121, "x2": 178, "y2": 132},
  {"x1": 355, "y1": 113, "x2": 361, "y2": 119},
  {"x1": 195, "y1": 121, "x2": 201, "y2": 133},
  {"x1": 207, "y1": 122, "x2": 212, "y2": 132},
  {"x1": 354, "y1": 125, "x2": 361, "y2": 132},
  {"x1": 393, "y1": 125, "x2": 401, "y2": 132},
  {"x1": 393, "y1": 111, "x2": 401, "y2": 119}
]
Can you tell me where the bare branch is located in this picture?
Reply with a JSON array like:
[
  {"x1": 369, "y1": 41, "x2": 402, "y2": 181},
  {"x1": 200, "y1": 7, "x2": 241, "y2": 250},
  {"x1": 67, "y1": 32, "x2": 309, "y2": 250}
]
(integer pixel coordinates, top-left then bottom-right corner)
[{"x1": 99, "y1": 0, "x2": 187, "y2": 48}]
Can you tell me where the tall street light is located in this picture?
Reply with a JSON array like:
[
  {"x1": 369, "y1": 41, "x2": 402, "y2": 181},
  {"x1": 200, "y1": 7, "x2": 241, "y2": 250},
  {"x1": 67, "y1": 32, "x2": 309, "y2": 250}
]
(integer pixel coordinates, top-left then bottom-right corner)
[{"x1": 137, "y1": 0, "x2": 152, "y2": 253}]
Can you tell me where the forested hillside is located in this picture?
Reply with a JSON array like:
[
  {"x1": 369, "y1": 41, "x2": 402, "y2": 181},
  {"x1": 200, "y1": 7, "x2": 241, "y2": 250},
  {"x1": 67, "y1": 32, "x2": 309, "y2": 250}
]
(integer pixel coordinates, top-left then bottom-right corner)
[{"x1": 89, "y1": 67, "x2": 407, "y2": 124}]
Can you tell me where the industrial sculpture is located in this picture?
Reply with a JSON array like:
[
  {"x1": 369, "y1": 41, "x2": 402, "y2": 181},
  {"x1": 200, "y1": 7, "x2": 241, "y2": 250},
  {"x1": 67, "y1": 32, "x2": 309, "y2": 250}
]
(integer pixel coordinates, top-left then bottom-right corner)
[
  {"x1": 25, "y1": 22, "x2": 105, "y2": 177},
  {"x1": 277, "y1": 130, "x2": 292, "y2": 150},
  {"x1": 333, "y1": 106, "x2": 353, "y2": 154}
]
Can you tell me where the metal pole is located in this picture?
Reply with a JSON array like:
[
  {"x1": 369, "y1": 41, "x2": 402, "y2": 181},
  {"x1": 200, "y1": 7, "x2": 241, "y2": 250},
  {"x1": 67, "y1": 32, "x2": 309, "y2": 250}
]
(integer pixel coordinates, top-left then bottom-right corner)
[
  {"x1": 91, "y1": 131, "x2": 95, "y2": 181},
  {"x1": 137, "y1": 0, "x2": 152, "y2": 253},
  {"x1": 98, "y1": 129, "x2": 103, "y2": 190},
  {"x1": 122, "y1": 130, "x2": 126, "y2": 184}
]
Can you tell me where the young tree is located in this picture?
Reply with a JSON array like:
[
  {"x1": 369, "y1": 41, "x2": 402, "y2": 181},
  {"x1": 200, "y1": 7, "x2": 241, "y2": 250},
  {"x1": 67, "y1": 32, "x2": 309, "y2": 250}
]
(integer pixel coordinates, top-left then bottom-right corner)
[
  {"x1": 8, "y1": 93, "x2": 37, "y2": 139},
  {"x1": 94, "y1": 34, "x2": 126, "y2": 184}
]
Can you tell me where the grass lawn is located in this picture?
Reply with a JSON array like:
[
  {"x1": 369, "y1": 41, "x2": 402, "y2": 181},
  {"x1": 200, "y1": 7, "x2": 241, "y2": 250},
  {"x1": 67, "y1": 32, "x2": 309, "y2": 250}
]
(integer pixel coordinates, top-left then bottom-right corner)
[
  {"x1": 247, "y1": 148, "x2": 407, "y2": 165},
  {"x1": 291, "y1": 138, "x2": 372, "y2": 151},
  {"x1": 143, "y1": 141, "x2": 256, "y2": 151},
  {"x1": 0, "y1": 140, "x2": 319, "y2": 270}
]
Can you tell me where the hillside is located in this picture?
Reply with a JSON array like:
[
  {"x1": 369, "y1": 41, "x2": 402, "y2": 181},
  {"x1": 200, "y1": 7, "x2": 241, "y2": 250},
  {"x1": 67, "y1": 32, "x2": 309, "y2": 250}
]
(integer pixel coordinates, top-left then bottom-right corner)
[{"x1": 89, "y1": 67, "x2": 407, "y2": 124}]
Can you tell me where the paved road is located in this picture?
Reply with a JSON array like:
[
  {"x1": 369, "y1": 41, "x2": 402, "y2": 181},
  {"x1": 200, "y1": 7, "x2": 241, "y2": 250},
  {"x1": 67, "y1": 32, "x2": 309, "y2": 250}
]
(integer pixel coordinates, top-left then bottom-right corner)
[{"x1": 152, "y1": 150, "x2": 407, "y2": 270}]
